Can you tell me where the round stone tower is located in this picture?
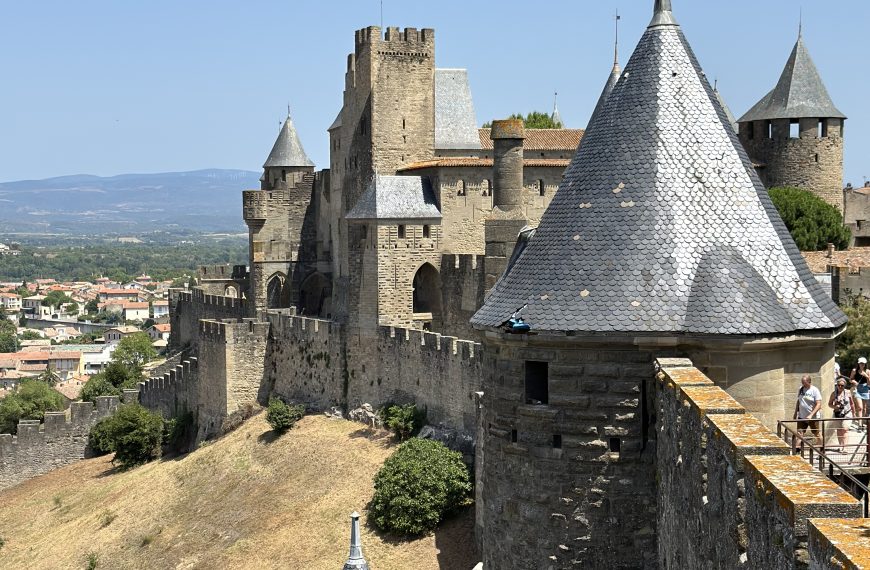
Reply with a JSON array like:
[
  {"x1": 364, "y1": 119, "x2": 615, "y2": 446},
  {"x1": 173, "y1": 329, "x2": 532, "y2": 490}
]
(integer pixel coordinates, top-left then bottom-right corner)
[
  {"x1": 472, "y1": 1, "x2": 845, "y2": 567},
  {"x1": 738, "y1": 31, "x2": 846, "y2": 210}
]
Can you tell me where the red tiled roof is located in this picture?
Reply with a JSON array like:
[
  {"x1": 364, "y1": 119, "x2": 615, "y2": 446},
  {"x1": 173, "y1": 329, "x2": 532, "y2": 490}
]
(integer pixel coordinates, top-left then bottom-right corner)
[
  {"x1": 477, "y1": 128, "x2": 584, "y2": 151},
  {"x1": 122, "y1": 302, "x2": 149, "y2": 309},
  {"x1": 399, "y1": 158, "x2": 571, "y2": 172},
  {"x1": 151, "y1": 323, "x2": 171, "y2": 332},
  {"x1": 803, "y1": 247, "x2": 870, "y2": 273}
]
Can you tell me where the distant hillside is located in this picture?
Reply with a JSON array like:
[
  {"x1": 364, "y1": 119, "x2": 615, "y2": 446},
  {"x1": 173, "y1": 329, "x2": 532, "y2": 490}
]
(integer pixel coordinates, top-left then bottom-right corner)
[
  {"x1": 0, "y1": 414, "x2": 477, "y2": 569},
  {"x1": 0, "y1": 169, "x2": 261, "y2": 235}
]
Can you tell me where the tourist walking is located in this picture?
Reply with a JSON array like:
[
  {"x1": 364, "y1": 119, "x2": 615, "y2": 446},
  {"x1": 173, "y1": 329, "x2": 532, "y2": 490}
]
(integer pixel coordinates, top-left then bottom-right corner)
[
  {"x1": 850, "y1": 357, "x2": 870, "y2": 429},
  {"x1": 828, "y1": 378, "x2": 858, "y2": 453},
  {"x1": 792, "y1": 375, "x2": 822, "y2": 451}
]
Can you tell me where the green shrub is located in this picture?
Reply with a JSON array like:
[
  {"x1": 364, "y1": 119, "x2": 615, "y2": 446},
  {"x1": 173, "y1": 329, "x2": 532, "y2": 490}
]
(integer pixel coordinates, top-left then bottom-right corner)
[
  {"x1": 266, "y1": 398, "x2": 304, "y2": 433},
  {"x1": 86, "y1": 551, "x2": 98, "y2": 570},
  {"x1": 0, "y1": 379, "x2": 65, "y2": 434},
  {"x1": 768, "y1": 186, "x2": 850, "y2": 250},
  {"x1": 88, "y1": 418, "x2": 117, "y2": 456},
  {"x1": 380, "y1": 403, "x2": 427, "y2": 441},
  {"x1": 370, "y1": 438, "x2": 472, "y2": 536},
  {"x1": 87, "y1": 404, "x2": 163, "y2": 469},
  {"x1": 80, "y1": 375, "x2": 121, "y2": 403},
  {"x1": 162, "y1": 411, "x2": 194, "y2": 453}
]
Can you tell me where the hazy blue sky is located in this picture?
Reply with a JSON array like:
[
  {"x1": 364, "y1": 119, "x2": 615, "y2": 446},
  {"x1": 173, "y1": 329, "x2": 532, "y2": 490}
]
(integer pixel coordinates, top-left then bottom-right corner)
[{"x1": 1, "y1": 0, "x2": 867, "y2": 185}]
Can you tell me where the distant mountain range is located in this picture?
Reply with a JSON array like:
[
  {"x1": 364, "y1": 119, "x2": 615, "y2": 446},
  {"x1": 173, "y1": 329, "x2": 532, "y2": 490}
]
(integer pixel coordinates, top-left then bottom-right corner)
[{"x1": 0, "y1": 169, "x2": 261, "y2": 235}]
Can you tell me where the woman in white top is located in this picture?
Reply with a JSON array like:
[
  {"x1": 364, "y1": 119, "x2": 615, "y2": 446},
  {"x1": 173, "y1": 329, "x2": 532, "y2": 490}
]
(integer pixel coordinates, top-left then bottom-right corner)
[{"x1": 828, "y1": 378, "x2": 858, "y2": 452}]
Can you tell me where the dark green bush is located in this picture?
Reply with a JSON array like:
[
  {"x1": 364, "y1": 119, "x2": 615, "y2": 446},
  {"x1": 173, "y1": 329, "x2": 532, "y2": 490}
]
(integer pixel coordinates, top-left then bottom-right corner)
[
  {"x1": 80, "y1": 375, "x2": 121, "y2": 403},
  {"x1": 87, "y1": 404, "x2": 164, "y2": 469},
  {"x1": 0, "y1": 380, "x2": 64, "y2": 435},
  {"x1": 266, "y1": 398, "x2": 304, "y2": 433},
  {"x1": 370, "y1": 438, "x2": 472, "y2": 536},
  {"x1": 768, "y1": 186, "x2": 850, "y2": 250},
  {"x1": 380, "y1": 403, "x2": 427, "y2": 441},
  {"x1": 162, "y1": 411, "x2": 194, "y2": 453},
  {"x1": 88, "y1": 417, "x2": 117, "y2": 456}
]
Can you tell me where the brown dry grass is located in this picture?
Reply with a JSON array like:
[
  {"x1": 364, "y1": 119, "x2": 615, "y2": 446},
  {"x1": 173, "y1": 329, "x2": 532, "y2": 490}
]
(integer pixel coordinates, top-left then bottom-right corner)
[{"x1": 0, "y1": 414, "x2": 477, "y2": 570}]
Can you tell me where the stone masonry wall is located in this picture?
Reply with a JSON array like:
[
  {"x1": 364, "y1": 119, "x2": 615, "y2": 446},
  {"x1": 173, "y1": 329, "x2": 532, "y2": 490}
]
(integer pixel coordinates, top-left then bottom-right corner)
[
  {"x1": 656, "y1": 359, "x2": 865, "y2": 570},
  {"x1": 169, "y1": 289, "x2": 246, "y2": 350},
  {"x1": 139, "y1": 357, "x2": 198, "y2": 420},
  {"x1": 265, "y1": 310, "x2": 481, "y2": 433},
  {"x1": 0, "y1": 396, "x2": 120, "y2": 491},
  {"x1": 439, "y1": 253, "x2": 485, "y2": 340}
]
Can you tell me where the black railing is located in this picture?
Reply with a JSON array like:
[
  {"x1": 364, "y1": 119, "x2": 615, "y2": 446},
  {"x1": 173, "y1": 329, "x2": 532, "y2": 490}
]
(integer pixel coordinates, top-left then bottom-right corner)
[{"x1": 777, "y1": 417, "x2": 869, "y2": 518}]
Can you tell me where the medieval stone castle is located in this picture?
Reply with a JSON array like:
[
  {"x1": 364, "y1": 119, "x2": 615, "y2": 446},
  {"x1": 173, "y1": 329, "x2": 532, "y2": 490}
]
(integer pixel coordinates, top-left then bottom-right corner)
[{"x1": 4, "y1": 1, "x2": 868, "y2": 568}]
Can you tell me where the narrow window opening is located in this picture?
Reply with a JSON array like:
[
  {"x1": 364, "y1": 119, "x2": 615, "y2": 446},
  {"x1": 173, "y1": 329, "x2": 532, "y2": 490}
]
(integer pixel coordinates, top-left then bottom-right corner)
[
  {"x1": 538, "y1": 179, "x2": 546, "y2": 197},
  {"x1": 641, "y1": 376, "x2": 650, "y2": 452},
  {"x1": 789, "y1": 122, "x2": 799, "y2": 139},
  {"x1": 457, "y1": 180, "x2": 465, "y2": 197},
  {"x1": 552, "y1": 434, "x2": 562, "y2": 449},
  {"x1": 525, "y1": 361, "x2": 549, "y2": 405},
  {"x1": 609, "y1": 437, "x2": 621, "y2": 453},
  {"x1": 815, "y1": 154, "x2": 820, "y2": 163},
  {"x1": 402, "y1": 118, "x2": 406, "y2": 130},
  {"x1": 746, "y1": 122, "x2": 754, "y2": 140},
  {"x1": 282, "y1": 169, "x2": 287, "y2": 182},
  {"x1": 821, "y1": 120, "x2": 829, "y2": 138},
  {"x1": 767, "y1": 121, "x2": 773, "y2": 139},
  {"x1": 397, "y1": 225, "x2": 406, "y2": 239},
  {"x1": 422, "y1": 225, "x2": 430, "y2": 238},
  {"x1": 510, "y1": 429, "x2": 518, "y2": 443}
]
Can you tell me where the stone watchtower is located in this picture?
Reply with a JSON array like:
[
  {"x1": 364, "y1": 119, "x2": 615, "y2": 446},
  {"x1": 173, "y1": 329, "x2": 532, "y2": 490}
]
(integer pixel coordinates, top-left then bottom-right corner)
[
  {"x1": 243, "y1": 113, "x2": 316, "y2": 313},
  {"x1": 738, "y1": 30, "x2": 846, "y2": 210},
  {"x1": 471, "y1": 1, "x2": 845, "y2": 567}
]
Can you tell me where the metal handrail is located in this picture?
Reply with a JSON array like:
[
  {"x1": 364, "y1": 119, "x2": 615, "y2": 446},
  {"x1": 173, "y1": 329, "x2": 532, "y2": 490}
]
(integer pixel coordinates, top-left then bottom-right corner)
[{"x1": 777, "y1": 418, "x2": 869, "y2": 518}]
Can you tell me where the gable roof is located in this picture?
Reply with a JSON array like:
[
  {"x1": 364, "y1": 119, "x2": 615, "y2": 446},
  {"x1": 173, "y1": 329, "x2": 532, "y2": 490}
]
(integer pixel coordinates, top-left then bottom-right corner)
[
  {"x1": 435, "y1": 69, "x2": 481, "y2": 150},
  {"x1": 478, "y1": 129, "x2": 583, "y2": 151},
  {"x1": 739, "y1": 33, "x2": 845, "y2": 123},
  {"x1": 346, "y1": 175, "x2": 441, "y2": 223},
  {"x1": 263, "y1": 113, "x2": 315, "y2": 168},
  {"x1": 471, "y1": 1, "x2": 846, "y2": 336}
]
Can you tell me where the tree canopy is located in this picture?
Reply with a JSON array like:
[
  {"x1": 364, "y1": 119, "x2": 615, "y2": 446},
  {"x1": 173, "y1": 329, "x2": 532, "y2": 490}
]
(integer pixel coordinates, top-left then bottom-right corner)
[
  {"x1": 111, "y1": 333, "x2": 157, "y2": 373},
  {"x1": 483, "y1": 111, "x2": 562, "y2": 129},
  {"x1": 0, "y1": 380, "x2": 64, "y2": 434},
  {"x1": 768, "y1": 187, "x2": 850, "y2": 251}
]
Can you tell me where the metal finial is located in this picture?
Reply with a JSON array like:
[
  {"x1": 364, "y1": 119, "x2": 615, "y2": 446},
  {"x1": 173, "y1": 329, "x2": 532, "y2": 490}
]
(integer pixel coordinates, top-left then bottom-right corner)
[
  {"x1": 614, "y1": 9, "x2": 621, "y2": 67},
  {"x1": 654, "y1": 0, "x2": 672, "y2": 13},
  {"x1": 798, "y1": 7, "x2": 803, "y2": 38},
  {"x1": 650, "y1": 0, "x2": 677, "y2": 27},
  {"x1": 287, "y1": 103, "x2": 291, "y2": 117},
  {"x1": 342, "y1": 512, "x2": 369, "y2": 570}
]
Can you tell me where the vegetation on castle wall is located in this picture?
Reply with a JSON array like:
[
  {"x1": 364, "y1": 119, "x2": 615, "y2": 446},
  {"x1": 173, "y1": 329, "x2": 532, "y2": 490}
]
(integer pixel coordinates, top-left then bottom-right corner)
[
  {"x1": 370, "y1": 438, "x2": 472, "y2": 536},
  {"x1": 379, "y1": 403, "x2": 427, "y2": 441},
  {"x1": 87, "y1": 404, "x2": 164, "y2": 469},
  {"x1": 768, "y1": 186, "x2": 850, "y2": 250},
  {"x1": 265, "y1": 398, "x2": 305, "y2": 433},
  {"x1": 0, "y1": 379, "x2": 65, "y2": 435},
  {"x1": 80, "y1": 361, "x2": 142, "y2": 403},
  {"x1": 483, "y1": 111, "x2": 562, "y2": 129},
  {"x1": 836, "y1": 294, "x2": 870, "y2": 372}
]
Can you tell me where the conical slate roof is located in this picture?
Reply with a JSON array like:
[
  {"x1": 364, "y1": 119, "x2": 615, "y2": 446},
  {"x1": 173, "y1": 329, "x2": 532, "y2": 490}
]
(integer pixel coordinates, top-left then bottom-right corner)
[
  {"x1": 714, "y1": 83, "x2": 738, "y2": 134},
  {"x1": 263, "y1": 113, "x2": 315, "y2": 168},
  {"x1": 471, "y1": 1, "x2": 846, "y2": 335},
  {"x1": 588, "y1": 61, "x2": 621, "y2": 129},
  {"x1": 739, "y1": 33, "x2": 845, "y2": 122},
  {"x1": 552, "y1": 96, "x2": 565, "y2": 128}
]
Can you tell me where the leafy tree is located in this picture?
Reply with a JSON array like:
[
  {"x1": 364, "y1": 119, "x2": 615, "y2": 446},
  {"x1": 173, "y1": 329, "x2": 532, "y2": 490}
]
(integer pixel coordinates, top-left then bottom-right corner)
[
  {"x1": 483, "y1": 111, "x2": 562, "y2": 129},
  {"x1": 80, "y1": 375, "x2": 121, "y2": 403},
  {"x1": 0, "y1": 318, "x2": 15, "y2": 336},
  {"x1": 111, "y1": 333, "x2": 156, "y2": 373},
  {"x1": 0, "y1": 380, "x2": 65, "y2": 434},
  {"x1": 380, "y1": 403, "x2": 427, "y2": 441},
  {"x1": 103, "y1": 361, "x2": 139, "y2": 389},
  {"x1": 266, "y1": 398, "x2": 305, "y2": 433},
  {"x1": 370, "y1": 438, "x2": 472, "y2": 535},
  {"x1": 0, "y1": 332, "x2": 16, "y2": 353},
  {"x1": 19, "y1": 330, "x2": 42, "y2": 341},
  {"x1": 66, "y1": 301, "x2": 79, "y2": 315},
  {"x1": 84, "y1": 299, "x2": 99, "y2": 314},
  {"x1": 42, "y1": 290, "x2": 72, "y2": 309},
  {"x1": 87, "y1": 404, "x2": 164, "y2": 469},
  {"x1": 837, "y1": 295, "x2": 870, "y2": 372},
  {"x1": 37, "y1": 368, "x2": 60, "y2": 387},
  {"x1": 768, "y1": 187, "x2": 850, "y2": 250}
]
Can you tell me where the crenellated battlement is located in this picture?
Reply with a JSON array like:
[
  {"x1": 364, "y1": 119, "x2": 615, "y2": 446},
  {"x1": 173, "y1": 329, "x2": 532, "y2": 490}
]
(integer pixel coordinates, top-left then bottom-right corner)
[
  {"x1": 199, "y1": 319, "x2": 269, "y2": 344},
  {"x1": 266, "y1": 309, "x2": 333, "y2": 341},
  {"x1": 380, "y1": 325, "x2": 479, "y2": 361},
  {"x1": 442, "y1": 253, "x2": 480, "y2": 272},
  {"x1": 0, "y1": 396, "x2": 121, "y2": 491},
  {"x1": 354, "y1": 26, "x2": 434, "y2": 51},
  {"x1": 197, "y1": 264, "x2": 245, "y2": 281}
]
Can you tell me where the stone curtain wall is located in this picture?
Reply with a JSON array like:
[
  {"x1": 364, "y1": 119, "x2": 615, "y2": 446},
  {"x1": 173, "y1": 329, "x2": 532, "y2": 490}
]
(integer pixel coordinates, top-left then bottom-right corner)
[
  {"x1": 656, "y1": 359, "x2": 865, "y2": 569},
  {"x1": 139, "y1": 357, "x2": 198, "y2": 420},
  {"x1": 0, "y1": 396, "x2": 120, "y2": 491},
  {"x1": 439, "y1": 254, "x2": 485, "y2": 340},
  {"x1": 265, "y1": 310, "x2": 482, "y2": 433},
  {"x1": 169, "y1": 289, "x2": 246, "y2": 350}
]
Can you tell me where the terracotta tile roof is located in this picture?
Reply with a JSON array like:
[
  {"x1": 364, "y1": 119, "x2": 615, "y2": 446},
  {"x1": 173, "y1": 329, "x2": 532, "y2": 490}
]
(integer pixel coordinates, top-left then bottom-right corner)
[
  {"x1": 398, "y1": 158, "x2": 571, "y2": 172},
  {"x1": 152, "y1": 300, "x2": 169, "y2": 306},
  {"x1": 802, "y1": 247, "x2": 870, "y2": 273},
  {"x1": 478, "y1": 128, "x2": 584, "y2": 151},
  {"x1": 122, "y1": 302, "x2": 149, "y2": 310},
  {"x1": 54, "y1": 379, "x2": 85, "y2": 400},
  {"x1": 151, "y1": 323, "x2": 171, "y2": 332}
]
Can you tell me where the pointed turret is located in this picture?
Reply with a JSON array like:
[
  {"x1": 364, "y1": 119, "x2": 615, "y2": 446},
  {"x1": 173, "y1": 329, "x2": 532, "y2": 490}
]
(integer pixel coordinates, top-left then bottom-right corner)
[
  {"x1": 713, "y1": 81, "x2": 738, "y2": 134},
  {"x1": 551, "y1": 93, "x2": 564, "y2": 128},
  {"x1": 739, "y1": 33, "x2": 845, "y2": 123},
  {"x1": 263, "y1": 112, "x2": 315, "y2": 169},
  {"x1": 472, "y1": 0, "x2": 845, "y2": 335},
  {"x1": 587, "y1": 13, "x2": 623, "y2": 129},
  {"x1": 342, "y1": 512, "x2": 369, "y2": 570}
]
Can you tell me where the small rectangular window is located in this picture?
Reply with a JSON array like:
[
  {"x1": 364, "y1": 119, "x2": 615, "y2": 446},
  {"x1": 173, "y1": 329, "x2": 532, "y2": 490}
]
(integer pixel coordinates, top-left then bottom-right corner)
[
  {"x1": 552, "y1": 434, "x2": 562, "y2": 449},
  {"x1": 609, "y1": 437, "x2": 621, "y2": 453},
  {"x1": 422, "y1": 225, "x2": 430, "y2": 238},
  {"x1": 397, "y1": 225, "x2": 406, "y2": 239},
  {"x1": 746, "y1": 122, "x2": 754, "y2": 140},
  {"x1": 789, "y1": 122, "x2": 799, "y2": 139},
  {"x1": 538, "y1": 179, "x2": 545, "y2": 197},
  {"x1": 821, "y1": 120, "x2": 829, "y2": 138},
  {"x1": 511, "y1": 429, "x2": 518, "y2": 443},
  {"x1": 525, "y1": 361, "x2": 549, "y2": 405}
]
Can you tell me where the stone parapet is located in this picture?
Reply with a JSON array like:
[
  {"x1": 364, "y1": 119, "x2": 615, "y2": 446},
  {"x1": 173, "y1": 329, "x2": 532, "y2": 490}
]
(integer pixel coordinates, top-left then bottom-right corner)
[
  {"x1": 656, "y1": 359, "x2": 863, "y2": 569},
  {"x1": 808, "y1": 518, "x2": 870, "y2": 570}
]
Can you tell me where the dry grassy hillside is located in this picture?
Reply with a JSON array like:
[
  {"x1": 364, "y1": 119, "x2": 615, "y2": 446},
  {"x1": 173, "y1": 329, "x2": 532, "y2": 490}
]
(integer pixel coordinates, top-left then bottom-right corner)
[{"x1": 0, "y1": 414, "x2": 477, "y2": 570}]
